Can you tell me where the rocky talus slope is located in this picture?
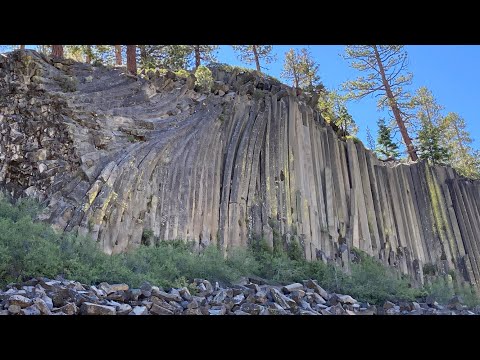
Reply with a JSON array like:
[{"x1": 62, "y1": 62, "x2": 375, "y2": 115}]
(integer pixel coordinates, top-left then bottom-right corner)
[
  {"x1": 1, "y1": 50, "x2": 480, "y2": 290},
  {"x1": 0, "y1": 276, "x2": 476, "y2": 315}
]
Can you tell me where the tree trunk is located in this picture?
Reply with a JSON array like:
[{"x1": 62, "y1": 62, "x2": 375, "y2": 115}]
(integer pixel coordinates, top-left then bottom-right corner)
[
  {"x1": 85, "y1": 45, "x2": 92, "y2": 64},
  {"x1": 373, "y1": 45, "x2": 418, "y2": 161},
  {"x1": 194, "y1": 45, "x2": 201, "y2": 70},
  {"x1": 252, "y1": 45, "x2": 260, "y2": 72},
  {"x1": 293, "y1": 69, "x2": 299, "y2": 89},
  {"x1": 115, "y1": 45, "x2": 122, "y2": 65},
  {"x1": 51, "y1": 45, "x2": 64, "y2": 58},
  {"x1": 20, "y1": 45, "x2": 25, "y2": 50},
  {"x1": 127, "y1": 45, "x2": 137, "y2": 75}
]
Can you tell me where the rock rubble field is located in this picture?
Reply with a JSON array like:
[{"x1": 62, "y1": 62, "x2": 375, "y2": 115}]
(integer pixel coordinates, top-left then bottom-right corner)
[{"x1": 1, "y1": 276, "x2": 477, "y2": 315}]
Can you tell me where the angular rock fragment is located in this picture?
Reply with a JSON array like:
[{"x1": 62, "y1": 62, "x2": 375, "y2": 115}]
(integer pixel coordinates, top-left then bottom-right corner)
[
  {"x1": 129, "y1": 306, "x2": 149, "y2": 315},
  {"x1": 8, "y1": 295, "x2": 33, "y2": 308},
  {"x1": 81, "y1": 302, "x2": 116, "y2": 315}
]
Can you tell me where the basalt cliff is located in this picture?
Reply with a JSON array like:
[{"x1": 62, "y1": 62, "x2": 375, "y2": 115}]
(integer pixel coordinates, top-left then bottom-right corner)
[{"x1": 1, "y1": 50, "x2": 480, "y2": 290}]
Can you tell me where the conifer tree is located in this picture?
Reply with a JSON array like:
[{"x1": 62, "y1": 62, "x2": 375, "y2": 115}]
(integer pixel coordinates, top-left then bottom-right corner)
[
  {"x1": 410, "y1": 87, "x2": 450, "y2": 164},
  {"x1": 376, "y1": 118, "x2": 399, "y2": 160},
  {"x1": 317, "y1": 90, "x2": 357, "y2": 137},
  {"x1": 135, "y1": 45, "x2": 191, "y2": 71},
  {"x1": 342, "y1": 45, "x2": 418, "y2": 161},
  {"x1": 191, "y1": 45, "x2": 218, "y2": 69},
  {"x1": 441, "y1": 112, "x2": 480, "y2": 179},
  {"x1": 416, "y1": 122, "x2": 450, "y2": 164},
  {"x1": 366, "y1": 126, "x2": 376, "y2": 150},
  {"x1": 281, "y1": 48, "x2": 320, "y2": 90},
  {"x1": 232, "y1": 45, "x2": 275, "y2": 72}
]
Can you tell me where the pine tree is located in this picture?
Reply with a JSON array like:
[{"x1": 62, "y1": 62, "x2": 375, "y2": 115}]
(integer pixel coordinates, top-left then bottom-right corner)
[
  {"x1": 300, "y1": 49, "x2": 320, "y2": 92},
  {"x1": 281, "y1": 48, "x2": 320, "y2": 90},
  {"x1": 338, "y1": 105, "x2": 358, "y2": 138},
  {"x1": 135, "y1": 45, "x2": 191, "y2": 71},
  {"x1": 410, "y1": 87, "x2": 450, "y2": 164},
  {"x1": 376, "y1": 118, "x2": 399, "y2": 160},
  {"x1": 317, "y1": 90, "x2": 357, "y2": 137},
  {"x1": 441, "y1": 112, "x2": 480, "y2": 179},
  {"x1": 137, "y1": 45, "x2": 214, "y2": 72},
  {"x1": 163, "y1": 45, "x2": 192, "y2": 70},
  {"x1": 342, "y1": 45, "x2": 418, "y2": 161},
  {"x1": 136, "y1": 45, "x2": 158, "y2": 70},
  {"x1": 366, "y1": 126, "x2": 376, "y2": 150},
  {"x1": 232, "y1": 45, "x2": 275, "y2": 72},
  {"x1": 410, "y1": 86, "x2": 443, "y2": 128},
  {"x1": 191, "y1": 45, "x2": 218, "y2": 70},
  {"x1": 282, "y1": 48, "x2": 301, "y2": 88},
  {"x1": 417, "y1": 122, "x2": 450, "y2": 164}
]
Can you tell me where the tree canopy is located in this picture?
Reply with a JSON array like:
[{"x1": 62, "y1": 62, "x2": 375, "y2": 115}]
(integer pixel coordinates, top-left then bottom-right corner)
[
  {"x1": 342, "y1": 45, "x2": 418, "y2": 161},
  {"x1": 281, "y1": 48, "x2": 320, "y2": 90},
  {"x1": 232, "y1": 45, "x2": 275, "y2": 72}
]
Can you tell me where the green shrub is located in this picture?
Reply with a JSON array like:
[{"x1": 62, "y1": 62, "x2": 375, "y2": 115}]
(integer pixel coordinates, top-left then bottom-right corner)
[
  {"x1": 0, "y1": 194, "x2": 41, "y2": 222},
  {"x1": 423, "y1": 277, "x2": 480, "y2": 306},
  {"x1": 174, "y1": 69, "x2": 190, "y2": 79},
  {"x1": 0, "y1": 195, "x2": 424, "y2": 302},
  {"x1": 0, "y1": 194, "x2": 478, "y2": 306},
  {"x1": 141, "y1": 228, "x2": 154, "y2": 245},
  {"x1": 209, "y1": 63, "x2": 252, "y2": 73},
  {"x1": 156, "y1": 68, "x2": 169, "y2": 76},
  {"x1": 345, "y1": 252, "x2": 423, "y2": 303},
  {"x1": 194, "y1": 65, "x2": 213, "y2": 92},
  {"x1": 287, "y1": 239, "x2": 304, "y2": 261},
  {"x1": 0, "y1": 213, "x2": 63, "y2": 283},
  {"x1": 457, "y1": 284, "x2": 480, "y2": 308},
  {"x1": 424, "y1": 277, "x2": 454, "y2": 304}
]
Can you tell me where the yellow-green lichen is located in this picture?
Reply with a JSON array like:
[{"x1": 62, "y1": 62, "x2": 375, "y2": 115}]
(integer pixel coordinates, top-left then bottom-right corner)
[
  {"x1": 425, "y1": 166, "x2": 445, "y2": 238},
  {"x1": 83, "y1": 182, "x2": 102, "y2": 212}
]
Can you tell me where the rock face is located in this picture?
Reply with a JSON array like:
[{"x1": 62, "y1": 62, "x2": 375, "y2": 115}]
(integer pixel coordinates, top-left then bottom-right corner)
[
  {"x1": 1, "y1": 50, "x2": 480, "y2": 289},
  {"x1": 0, "y1": 276, "x2": 476, "y2": 315}
]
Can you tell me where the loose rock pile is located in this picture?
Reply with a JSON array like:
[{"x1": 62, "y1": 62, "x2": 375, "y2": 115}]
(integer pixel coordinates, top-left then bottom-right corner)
[{"x1": 0, "y1": 276, "x2": 477, "y2": 315}]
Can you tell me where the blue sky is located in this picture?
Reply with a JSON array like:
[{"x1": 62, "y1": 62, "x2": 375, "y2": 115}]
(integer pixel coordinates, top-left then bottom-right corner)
[{"x1": 217, "y1": 45, "x2": 480, "y2": 151}]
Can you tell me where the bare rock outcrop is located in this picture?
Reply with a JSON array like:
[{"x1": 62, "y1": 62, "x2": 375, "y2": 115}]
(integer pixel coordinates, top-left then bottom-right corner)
[{"x1": 1, "y1": 50, "x2": 480, "y2": 290}]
